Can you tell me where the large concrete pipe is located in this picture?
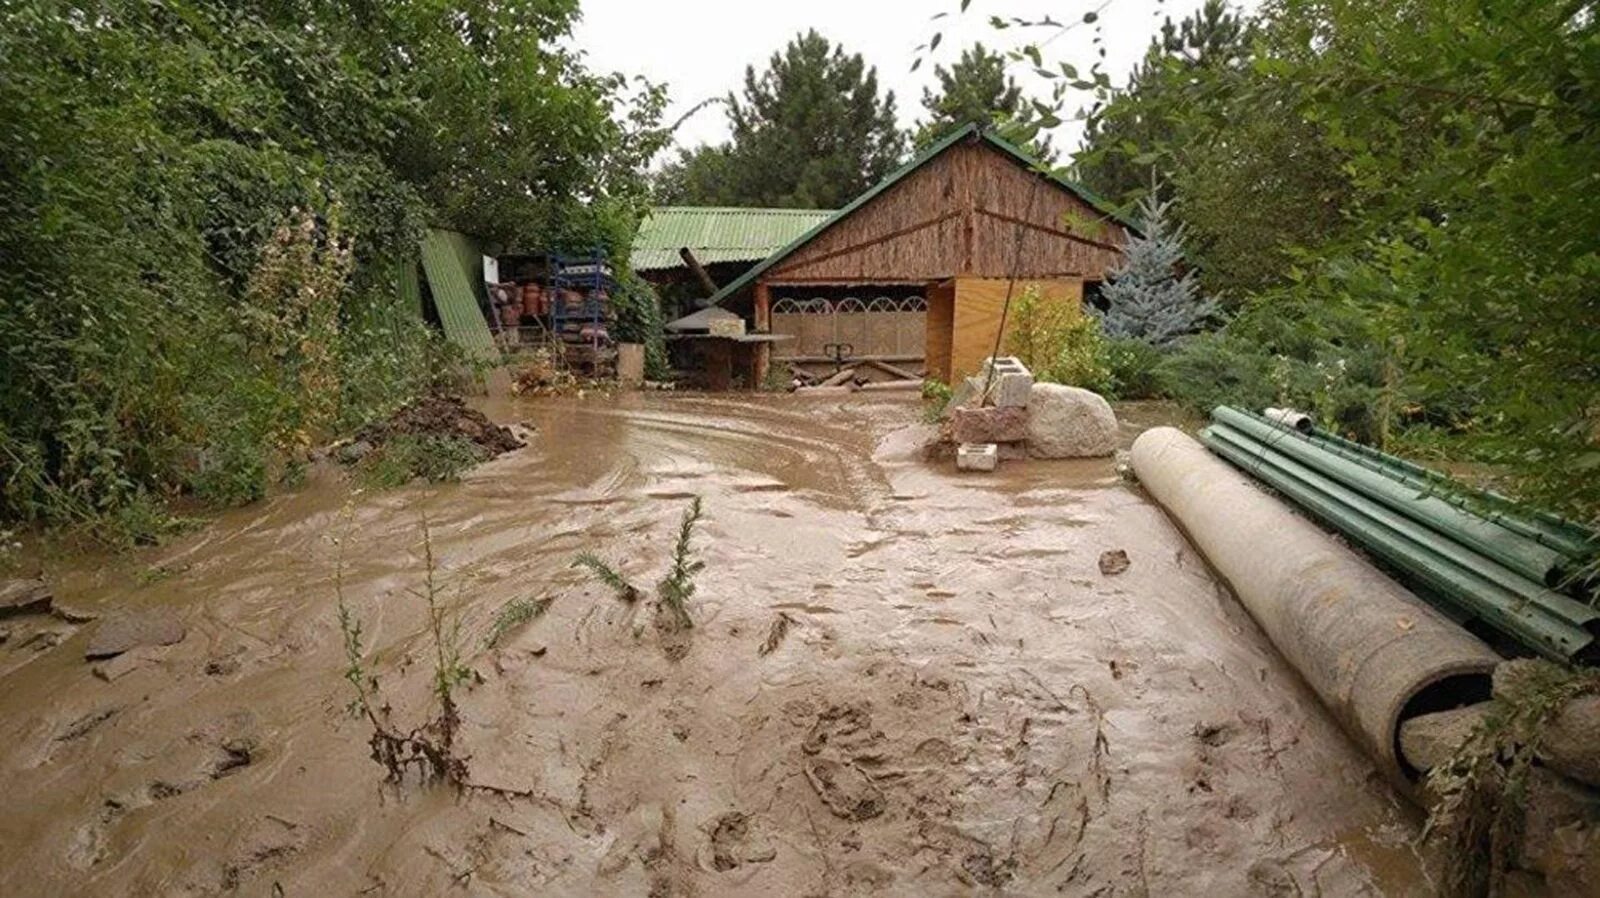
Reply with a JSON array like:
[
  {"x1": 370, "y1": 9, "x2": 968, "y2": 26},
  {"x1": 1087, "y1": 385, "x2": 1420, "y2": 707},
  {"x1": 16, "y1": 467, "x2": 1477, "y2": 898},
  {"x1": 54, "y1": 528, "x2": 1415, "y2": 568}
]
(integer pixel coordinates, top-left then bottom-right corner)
[{"x1": 1131, "y1": 427, "x2": 1500, "y2": 786}]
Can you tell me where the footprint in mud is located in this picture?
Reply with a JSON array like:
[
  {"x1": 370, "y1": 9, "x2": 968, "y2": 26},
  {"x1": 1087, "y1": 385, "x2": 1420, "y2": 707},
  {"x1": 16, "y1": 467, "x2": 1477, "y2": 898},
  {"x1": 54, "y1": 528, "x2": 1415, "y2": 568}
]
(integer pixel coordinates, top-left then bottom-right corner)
[
  {"x1": 801, "y1": 704, "x2": 889, "y2": 820},
  {"x1": 702, "y1": 811, "x2": 777, "y2": 871},
  {"x1": 803, "y1": 758, "x2": 886, "y2": 821}
]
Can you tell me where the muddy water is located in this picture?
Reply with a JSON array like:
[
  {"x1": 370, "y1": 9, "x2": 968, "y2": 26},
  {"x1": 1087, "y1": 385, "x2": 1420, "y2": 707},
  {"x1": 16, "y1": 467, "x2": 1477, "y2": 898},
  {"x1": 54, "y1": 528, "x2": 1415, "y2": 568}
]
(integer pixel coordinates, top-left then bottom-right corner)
[{"x1": 0, "y1": 393, "x2": 1433, "y2": 896}]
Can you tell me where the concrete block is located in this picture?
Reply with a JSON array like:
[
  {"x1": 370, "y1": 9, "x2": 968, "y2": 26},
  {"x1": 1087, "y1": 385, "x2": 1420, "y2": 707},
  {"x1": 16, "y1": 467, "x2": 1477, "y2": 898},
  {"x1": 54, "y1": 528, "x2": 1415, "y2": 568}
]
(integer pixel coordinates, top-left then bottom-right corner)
[
  {"x1": 956, "y1": 443, "x2": 998, "y2": 472},
  {"x1": 981, "y1": 357, "x2": 1035, "y2": 408},
  {"x1": 951, "y1": 406, "x2": 1028, "y2": 444}
]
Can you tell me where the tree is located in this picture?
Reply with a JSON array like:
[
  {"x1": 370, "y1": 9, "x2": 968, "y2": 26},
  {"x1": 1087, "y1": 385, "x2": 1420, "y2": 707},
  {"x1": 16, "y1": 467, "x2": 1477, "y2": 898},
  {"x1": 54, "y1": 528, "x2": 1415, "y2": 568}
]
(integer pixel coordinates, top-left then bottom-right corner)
[
  {"x1": 1100, "y1": 192, "x2": 1214, "y2": 345},
  {"x1": 656, "y1": 30, "x2": 904, "y2": 209}
]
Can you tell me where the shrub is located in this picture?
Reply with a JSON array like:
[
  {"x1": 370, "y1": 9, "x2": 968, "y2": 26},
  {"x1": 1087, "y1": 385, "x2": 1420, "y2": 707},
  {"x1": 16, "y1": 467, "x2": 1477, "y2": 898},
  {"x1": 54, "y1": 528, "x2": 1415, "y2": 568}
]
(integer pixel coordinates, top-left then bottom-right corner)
[
  {"x1": 1102, "y1": 337, "x2": 1167, "y2": 400},
  {"x1": 356, "y1": 435, "x2": 482, "y2": 490}
]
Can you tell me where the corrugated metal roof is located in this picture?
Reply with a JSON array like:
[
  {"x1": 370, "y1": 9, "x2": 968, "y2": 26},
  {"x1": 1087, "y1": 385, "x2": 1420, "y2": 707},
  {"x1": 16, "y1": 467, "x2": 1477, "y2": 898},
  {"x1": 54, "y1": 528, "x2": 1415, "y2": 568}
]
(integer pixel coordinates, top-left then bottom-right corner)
[
  {"x1": 421, "y1": 229, "x2": 499, "y2": 363},
  {"x1": 706, "y1": 123, "x2": 1137, "y2": 307},
  {"x1": 630, "y1": 206, "x2": 834, "y2": 272}
]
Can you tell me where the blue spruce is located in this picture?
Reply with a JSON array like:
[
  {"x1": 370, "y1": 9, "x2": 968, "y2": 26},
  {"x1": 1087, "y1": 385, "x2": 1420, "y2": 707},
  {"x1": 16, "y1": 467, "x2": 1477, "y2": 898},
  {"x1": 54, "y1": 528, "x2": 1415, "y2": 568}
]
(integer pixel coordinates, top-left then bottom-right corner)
[{"x1": 1100, "y1": 192, "x2": 1214, "y2": 344}]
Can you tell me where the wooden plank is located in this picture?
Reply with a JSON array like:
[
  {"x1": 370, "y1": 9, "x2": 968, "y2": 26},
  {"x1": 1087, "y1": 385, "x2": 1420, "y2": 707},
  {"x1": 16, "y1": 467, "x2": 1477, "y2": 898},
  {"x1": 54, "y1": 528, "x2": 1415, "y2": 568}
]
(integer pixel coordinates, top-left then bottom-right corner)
[
  {"x1": 949, "y1": 277, "x2": 1081, "y2": 382},
  {"x1": 862, "y1": 358, "x2": 922, "y2": 380},
  {"x1": 925, "y1": 278, "x2": 956, "y2": 383}
]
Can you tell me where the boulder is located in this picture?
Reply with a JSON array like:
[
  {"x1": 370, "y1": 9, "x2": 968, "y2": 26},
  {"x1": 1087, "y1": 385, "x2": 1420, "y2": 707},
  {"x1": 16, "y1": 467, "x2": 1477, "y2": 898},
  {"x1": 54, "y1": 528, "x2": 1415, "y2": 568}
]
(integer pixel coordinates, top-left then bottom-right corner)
[
  {"x1": 86, "y1": 609, "x2": 186, "y2": 660},
  {"x1": 1025, "y1": 384, "x2": 1118, "y2": 458},
  {"x1": 950, "y1": 406, "x2": 1028, "y2": 444}
]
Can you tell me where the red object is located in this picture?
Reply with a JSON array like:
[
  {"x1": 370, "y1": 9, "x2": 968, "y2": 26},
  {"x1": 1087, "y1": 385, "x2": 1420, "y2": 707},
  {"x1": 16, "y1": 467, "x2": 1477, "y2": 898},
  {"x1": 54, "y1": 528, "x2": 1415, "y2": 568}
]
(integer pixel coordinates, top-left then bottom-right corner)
[{"x1": 522, "y1": 283, "x2": 543, "y2": 318}]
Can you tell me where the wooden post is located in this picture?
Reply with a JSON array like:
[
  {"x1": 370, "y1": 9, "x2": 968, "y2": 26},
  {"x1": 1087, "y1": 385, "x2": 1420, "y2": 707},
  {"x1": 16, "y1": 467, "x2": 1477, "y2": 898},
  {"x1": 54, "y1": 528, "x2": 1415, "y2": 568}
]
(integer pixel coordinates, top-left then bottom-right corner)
[
  {"x1": 753, "y1": 281, "x2": 771, "y2": 332},
  {"x1": 751, "y1": 283, "x2": 772, "y2": 390}
]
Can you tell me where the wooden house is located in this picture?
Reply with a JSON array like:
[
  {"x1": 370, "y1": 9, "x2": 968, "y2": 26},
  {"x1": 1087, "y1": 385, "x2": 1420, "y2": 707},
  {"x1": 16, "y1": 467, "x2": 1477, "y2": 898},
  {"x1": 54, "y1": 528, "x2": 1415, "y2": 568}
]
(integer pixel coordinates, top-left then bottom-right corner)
[{"x1": 706, "y1": 123, "x2": 1135, "y2": 386}]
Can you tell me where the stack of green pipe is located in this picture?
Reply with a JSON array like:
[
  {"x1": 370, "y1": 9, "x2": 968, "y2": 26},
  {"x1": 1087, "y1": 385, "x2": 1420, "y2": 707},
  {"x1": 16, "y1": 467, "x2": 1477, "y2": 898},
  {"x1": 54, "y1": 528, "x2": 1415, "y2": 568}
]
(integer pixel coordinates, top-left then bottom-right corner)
[{"x1": 1199, "y1": 407, "x2": 1599, "y2": 664}]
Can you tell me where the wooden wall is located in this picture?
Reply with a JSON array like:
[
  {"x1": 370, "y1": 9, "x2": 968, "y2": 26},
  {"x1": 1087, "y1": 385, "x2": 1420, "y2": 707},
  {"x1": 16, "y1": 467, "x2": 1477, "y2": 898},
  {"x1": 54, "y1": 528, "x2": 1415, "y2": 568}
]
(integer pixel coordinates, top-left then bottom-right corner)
[
  {"x1": 940, "y1": 277, "x2": 1082, "y2": 383},
  {"x1": 764, "y1": 141, "x2": 1127, "y2": 287}
]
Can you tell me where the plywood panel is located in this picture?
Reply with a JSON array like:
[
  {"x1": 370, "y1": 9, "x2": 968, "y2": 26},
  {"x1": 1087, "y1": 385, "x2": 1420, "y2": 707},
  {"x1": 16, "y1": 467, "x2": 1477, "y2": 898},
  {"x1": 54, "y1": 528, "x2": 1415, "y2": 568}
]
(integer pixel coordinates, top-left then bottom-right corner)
[
  {"x1": 949, "y1": 277, "x2": 1082, "y2": 382},
  {"x1": 926, "y1": 279, "x2": 956, "y2": 383}
]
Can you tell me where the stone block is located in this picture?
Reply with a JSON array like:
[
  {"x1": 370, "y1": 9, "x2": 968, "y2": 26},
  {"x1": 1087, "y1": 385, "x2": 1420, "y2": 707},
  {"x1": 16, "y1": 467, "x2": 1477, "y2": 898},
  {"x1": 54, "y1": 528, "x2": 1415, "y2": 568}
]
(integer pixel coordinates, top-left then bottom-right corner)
[
  {"x1": 956, "y1": 443, "x2": 998, "y2": 472},
  {"x1": 981, "y1": 356, "x2": 1035, "y2": 408},
  {"x1": 950, "y1": 406, "x2": 1028, "y2": 444},
  {"x1": 1026, "y1": 383, "x2": 1118, "y2": 458}
]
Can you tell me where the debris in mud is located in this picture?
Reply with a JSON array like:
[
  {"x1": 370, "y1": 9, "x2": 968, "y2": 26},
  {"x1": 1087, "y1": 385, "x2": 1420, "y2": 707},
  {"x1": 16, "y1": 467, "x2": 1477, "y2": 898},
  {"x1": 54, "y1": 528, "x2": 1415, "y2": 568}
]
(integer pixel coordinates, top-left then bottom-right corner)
[
  {"x1": 1098, "y1": 549, "x2": 1130, "y2": 576},
  {"x1": 482, "y1": 596, "x2": 554, "y2": 649},
  {"x1": 51, "y1": 603, "x2": 98, "y2": 624},
  {"x1": 960, "y1": 851, "x2": 1017, "y2": 887},
  {"x1": 758, "y1": 612, "x2": 795, "y2": 656},
  {"x1": 355, "y1": 392, "x2": 523, "y2": 457},
  {"x1": 55, "y1": 706, "x2": 121, "y2": 743},
  {"x1": 22, "y1": 625, "x2": 70, "y2": 651},
  {"x1": 0, "y1": 577, "x2": 52, "y2": 616},
  {"x1": 85, "y1": 608, "x2": 186, "y2": 659},
  {"x1": 574, "y1": 497, "x2": 705, "y2": 658},
  {"x1": 221, "y1": 815, "x2": 305, "y2": 891}
]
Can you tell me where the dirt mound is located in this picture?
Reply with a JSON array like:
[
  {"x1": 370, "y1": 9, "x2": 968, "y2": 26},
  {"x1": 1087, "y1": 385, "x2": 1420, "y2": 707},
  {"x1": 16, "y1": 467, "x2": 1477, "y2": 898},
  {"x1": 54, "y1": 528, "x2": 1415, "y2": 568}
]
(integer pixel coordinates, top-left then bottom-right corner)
[{"x1": 355, "y1": 393, "x2": 523, "y2": 458}]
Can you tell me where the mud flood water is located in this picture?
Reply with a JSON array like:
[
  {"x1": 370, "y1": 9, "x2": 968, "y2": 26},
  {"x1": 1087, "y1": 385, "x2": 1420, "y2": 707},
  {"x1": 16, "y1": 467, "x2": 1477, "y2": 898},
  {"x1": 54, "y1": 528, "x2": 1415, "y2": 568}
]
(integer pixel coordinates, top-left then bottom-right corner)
[{"x1": 0, "y1": 393, "x2": 1434, "y2": 896}]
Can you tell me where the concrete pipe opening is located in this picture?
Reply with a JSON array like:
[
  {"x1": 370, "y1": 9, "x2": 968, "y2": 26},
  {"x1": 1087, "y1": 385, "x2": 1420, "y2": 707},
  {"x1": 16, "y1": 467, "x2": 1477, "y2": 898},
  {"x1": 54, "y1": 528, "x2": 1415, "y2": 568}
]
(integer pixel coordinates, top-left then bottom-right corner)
[{"x1": 1130, "y1": 427, "x2": 1499, "y2": 790}]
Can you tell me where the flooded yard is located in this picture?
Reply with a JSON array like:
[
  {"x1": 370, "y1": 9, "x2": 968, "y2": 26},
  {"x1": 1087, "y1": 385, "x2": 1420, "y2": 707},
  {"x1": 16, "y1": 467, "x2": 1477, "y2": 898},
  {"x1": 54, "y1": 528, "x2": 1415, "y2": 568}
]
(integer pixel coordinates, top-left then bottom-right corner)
[{"x1": 0, "y1": 393, "x2": 1431, "y2": 896}]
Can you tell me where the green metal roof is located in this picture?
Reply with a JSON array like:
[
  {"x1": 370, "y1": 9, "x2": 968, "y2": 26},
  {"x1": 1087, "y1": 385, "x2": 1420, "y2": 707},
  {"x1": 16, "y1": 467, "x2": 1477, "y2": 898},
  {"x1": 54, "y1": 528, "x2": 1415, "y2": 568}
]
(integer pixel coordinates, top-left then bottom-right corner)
[
  {"x1": 421, "y1": 228, "x2": 498, "y2": 363},
  {"x1": 707, "y1": 123, "x2": 1136, "y2": 307},
  {"x1": 630, "y1": 206, "x2": 834, "y2": 272}
]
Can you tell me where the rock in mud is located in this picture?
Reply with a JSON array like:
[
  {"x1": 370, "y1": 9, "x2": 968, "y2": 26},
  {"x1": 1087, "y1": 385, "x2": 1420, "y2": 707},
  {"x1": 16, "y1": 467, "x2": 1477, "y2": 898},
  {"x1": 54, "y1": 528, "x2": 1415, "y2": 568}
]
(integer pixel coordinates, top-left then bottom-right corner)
[
  {"x1": 0, "y1": 578, "x2": 52, "y2": 616},
  {"x1": 92, "y1": 646, "x2": 168, "y2": 682},
  {"x1": 1025, "y1": 384, "x2": 1118, "y2": 458},
  {"x1": 1398, "y1": 704, "x2": 1488, "y2": 772},
  {"x1": 336, "y1": 439, "x2": 375, "y2": 464},
  {"x1": 949, "y1": 406, "x2": 1028, "y2": 444},
  {"x1": 1098, "y1": 549, "x2": 1130, "y2": 576},
  {"x1": 85, "y1": 609, "x2": 186, "y2": 659}
]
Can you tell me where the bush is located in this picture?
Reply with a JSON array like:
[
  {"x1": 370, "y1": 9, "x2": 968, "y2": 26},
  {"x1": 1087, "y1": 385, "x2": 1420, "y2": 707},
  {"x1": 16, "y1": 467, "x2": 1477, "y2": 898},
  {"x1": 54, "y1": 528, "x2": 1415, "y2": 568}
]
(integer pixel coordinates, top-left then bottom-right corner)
[
  {"x1": 1102, "y1": 337, "x2": 1167, "y2": 400},
  {"x1": 356, "y1": 436, "x2": 483, "y2": 490},
  {"x1": 1004, "y1": 287, "x2": 1116, "y2": 394}
]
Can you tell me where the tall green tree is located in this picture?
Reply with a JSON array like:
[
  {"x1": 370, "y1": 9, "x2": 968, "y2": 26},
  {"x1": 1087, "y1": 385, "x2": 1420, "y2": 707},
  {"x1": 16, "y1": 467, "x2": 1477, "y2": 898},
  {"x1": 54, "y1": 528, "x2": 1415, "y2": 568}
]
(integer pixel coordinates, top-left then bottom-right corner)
[
  {"x1": 0, "y1": 0, "x2": 662, "y2": 540},
  {"x1": 656, "y1": 30, "x2": 904, "y2": 208}
]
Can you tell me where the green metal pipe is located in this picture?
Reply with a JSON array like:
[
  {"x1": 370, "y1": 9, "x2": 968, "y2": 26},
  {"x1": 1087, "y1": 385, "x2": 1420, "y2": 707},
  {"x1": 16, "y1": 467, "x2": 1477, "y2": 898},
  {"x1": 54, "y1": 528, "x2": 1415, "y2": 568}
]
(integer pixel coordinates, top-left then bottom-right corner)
[
  {"x1": 1203, "y1": 424, "x2": 1598, "y2": 663},
  {"x1": 1300, "y1": 422, "x2": 1597, "y2": 564},
  {"x1": 1212, "y1": 407, "x2": 1575, "y2": 587}
]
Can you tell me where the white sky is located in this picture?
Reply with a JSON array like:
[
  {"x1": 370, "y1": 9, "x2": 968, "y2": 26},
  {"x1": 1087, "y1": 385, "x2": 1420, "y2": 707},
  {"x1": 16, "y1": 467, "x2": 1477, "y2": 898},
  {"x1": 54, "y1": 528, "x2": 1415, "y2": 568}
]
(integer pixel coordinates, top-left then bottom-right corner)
[{"x1": 571, "y1": 0, "x2": 1250, "y2": 162}]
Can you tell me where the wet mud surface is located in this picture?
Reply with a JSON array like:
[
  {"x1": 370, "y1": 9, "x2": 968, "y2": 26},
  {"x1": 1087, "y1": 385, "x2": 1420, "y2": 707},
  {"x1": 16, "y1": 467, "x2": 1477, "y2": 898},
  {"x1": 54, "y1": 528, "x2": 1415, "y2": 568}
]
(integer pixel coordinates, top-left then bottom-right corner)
[{"x1": 0, "y1": 394, "x2": 1433, "y2": 896}]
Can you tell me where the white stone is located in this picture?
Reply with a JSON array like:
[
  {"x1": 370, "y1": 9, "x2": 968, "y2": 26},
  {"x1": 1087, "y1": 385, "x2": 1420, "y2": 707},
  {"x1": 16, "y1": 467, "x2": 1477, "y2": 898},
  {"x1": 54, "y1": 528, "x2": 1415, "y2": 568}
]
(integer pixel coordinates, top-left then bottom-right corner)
[
  {"x1": 956, "y1": 443, "x2": 999, "y2": 472},
  {"x1": 1025, "y1": 384, "x2": 1118, "y2": 458}
]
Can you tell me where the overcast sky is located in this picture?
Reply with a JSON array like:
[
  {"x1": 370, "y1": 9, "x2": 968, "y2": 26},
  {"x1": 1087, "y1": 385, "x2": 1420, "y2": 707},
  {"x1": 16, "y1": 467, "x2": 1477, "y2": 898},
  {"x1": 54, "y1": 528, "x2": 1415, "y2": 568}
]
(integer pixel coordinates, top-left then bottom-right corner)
[{"x1": 571, "y1": 0, "x2": 1249, "y2": 163}]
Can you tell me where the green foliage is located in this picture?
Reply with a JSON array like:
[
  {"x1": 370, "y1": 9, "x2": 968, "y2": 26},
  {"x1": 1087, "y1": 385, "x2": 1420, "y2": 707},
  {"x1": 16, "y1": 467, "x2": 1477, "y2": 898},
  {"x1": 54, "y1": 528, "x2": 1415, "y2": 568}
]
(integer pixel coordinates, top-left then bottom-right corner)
[
  {"x1": 0, "y1": 1, "x2": 662, "y2": 543},
  {"x1": 482, "y1": 597, "x2": 554, "y2": 650},
  {"x1": 914, "y1": 43, "x2": 1053, "y2": 161},
  {"x1": 655, "y1": 30, "x2": 905, "y2": 208},
  {"x1": 1004, "y1": 287, "x2": 1115, "y2": 394},
  {"x1": 921, "y1": 379, "x2": 954, "y2": 423},
  {"x1": 1102, "y1": 338, "x2": 1167, "y2": 401},
  {"x1": 572, "y1": 552, "x2": 642, "y2": 603},
  {"x1": 356, "y1": 436, "x2": 483, "y2": 490},
  {"x1": 609, "y1": 273, "x2": 672, "y2": 381},
  {"x1": 657, "y1": 497, "x2": 705, "y2": 631}
]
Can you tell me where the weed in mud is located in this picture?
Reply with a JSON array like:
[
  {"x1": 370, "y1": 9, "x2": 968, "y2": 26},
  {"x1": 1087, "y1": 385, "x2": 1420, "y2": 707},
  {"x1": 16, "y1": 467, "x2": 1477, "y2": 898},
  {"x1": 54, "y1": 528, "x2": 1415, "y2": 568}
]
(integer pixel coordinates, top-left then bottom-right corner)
[
  {"x1": 574, "y1": 497, "x2": 705, "y2": 634},
  {"x1": 482, "y1": 597, "x2": 553, "y2": 649},
  {"x1": 335, "y1": 516, "x2": 471, "y2": 789},
  {"x1": 356, "y1": 435, "x2": 482, "y2": 490},
  {"x1": 920, "y1": 379, "x2": 953, "y2": 424},
  {"x1": 656, "y1": 497, "x2": 705, "y2": 631},
  {"x1": 1422, "y1": 661, "x2": 1600, "y2": 896},
  {"x1": 572, "y1": 552, "x2": 642, "y2": 603}
]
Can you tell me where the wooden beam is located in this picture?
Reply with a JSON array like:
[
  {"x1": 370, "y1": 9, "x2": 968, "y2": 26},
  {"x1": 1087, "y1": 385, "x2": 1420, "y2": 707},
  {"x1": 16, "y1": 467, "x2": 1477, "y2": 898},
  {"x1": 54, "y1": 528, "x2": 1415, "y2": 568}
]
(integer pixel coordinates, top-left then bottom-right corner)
[
  {"x1": 769, "y1": 210, "x2": 962, "y2": 279},
  {"x1": 679, "y1": 247, "x2": 720, "y2": 297},
  {"x1": 973, "y1": 207, "x2": 1126, "y2": 253}
]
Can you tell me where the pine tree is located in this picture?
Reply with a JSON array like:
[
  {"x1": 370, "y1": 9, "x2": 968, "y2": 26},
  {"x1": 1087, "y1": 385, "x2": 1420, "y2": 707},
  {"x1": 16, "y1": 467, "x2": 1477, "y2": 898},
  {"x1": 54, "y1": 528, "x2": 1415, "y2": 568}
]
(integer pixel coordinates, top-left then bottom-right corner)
[
  {"x1": 656, "y1": 31, "x2": 904, "y2": 209},
  {"x1": 913, "y1": 43, "x2": 1054, "y2": 160},
  {"x1": 1100, "y1": 192, "x2": 1214, "y2": 344}
]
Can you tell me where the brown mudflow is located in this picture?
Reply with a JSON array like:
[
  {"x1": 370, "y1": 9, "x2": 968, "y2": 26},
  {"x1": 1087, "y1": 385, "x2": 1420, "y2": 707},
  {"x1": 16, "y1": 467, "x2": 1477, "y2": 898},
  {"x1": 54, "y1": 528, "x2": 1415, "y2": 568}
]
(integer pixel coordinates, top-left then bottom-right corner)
[{"x1": 0, "y1": 394, "x2": 1430, "y2": 896}]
